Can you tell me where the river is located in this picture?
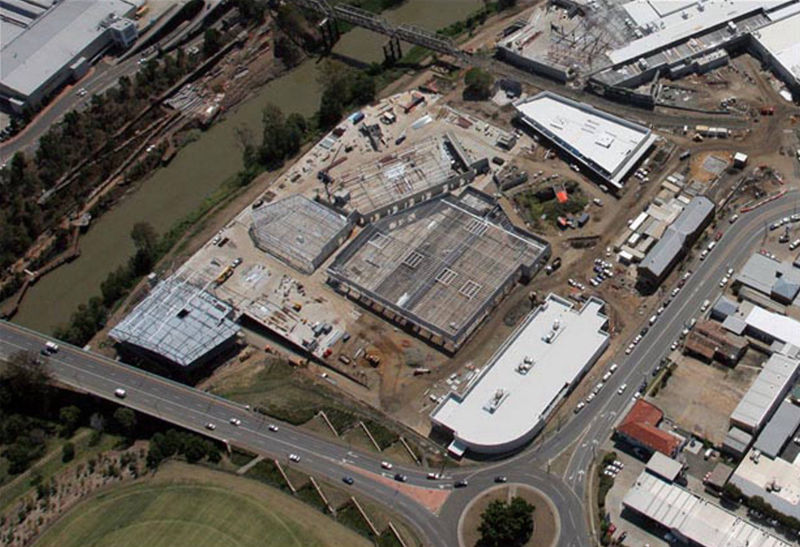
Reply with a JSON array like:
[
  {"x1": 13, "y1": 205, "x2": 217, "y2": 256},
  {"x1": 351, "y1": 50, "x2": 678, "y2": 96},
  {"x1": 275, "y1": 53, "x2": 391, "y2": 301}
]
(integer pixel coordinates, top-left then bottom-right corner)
[{"x1": 11, "y1": 0, "x2": 483, "y2": 333}]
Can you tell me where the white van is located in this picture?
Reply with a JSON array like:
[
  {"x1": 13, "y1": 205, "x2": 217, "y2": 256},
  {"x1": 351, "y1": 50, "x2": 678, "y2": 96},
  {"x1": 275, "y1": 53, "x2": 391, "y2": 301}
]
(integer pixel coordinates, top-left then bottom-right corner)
[{"x1": 649, "y1": 315, "x2": 658, "y2": 326}]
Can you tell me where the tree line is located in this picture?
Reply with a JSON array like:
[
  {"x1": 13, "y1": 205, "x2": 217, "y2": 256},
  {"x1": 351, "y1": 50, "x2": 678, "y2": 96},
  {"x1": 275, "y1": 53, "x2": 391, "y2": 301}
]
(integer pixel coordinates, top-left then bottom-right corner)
[{"x1": 0, "y1": 51, "x2": 201, "y2": 278}]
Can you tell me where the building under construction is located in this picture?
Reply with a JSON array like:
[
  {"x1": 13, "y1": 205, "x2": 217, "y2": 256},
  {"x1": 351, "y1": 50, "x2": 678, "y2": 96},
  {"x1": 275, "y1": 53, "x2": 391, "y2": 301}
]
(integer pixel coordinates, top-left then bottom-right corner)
[
  {"x1": 249, "y1": 194, "x2": 352, "y2": 274},
  {"x1": 326, "y1": 189, "x2": 550, "y2": 353},
  {"x1": 109, "y1": 276, "x2": 240, "y2": 372},
  {"x1": 324, "y1": 133, "x2": 487, "y2": 224},
  {"x1": 498, "y1": 0, "x2": 800, "y2": 105}
]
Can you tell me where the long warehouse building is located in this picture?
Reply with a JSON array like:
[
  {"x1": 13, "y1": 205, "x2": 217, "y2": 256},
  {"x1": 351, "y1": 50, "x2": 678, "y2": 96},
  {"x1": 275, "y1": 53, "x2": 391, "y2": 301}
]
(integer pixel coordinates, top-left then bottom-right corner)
[
  {"x1": 1, "y1": 0, "x2": 138, "y2": 113},
  {"x1": 514, "y1": 91, "x2": 656, "y2": 191},
  {"x1": 431, "y1": 294, "x2": 609, "y2": 456}
]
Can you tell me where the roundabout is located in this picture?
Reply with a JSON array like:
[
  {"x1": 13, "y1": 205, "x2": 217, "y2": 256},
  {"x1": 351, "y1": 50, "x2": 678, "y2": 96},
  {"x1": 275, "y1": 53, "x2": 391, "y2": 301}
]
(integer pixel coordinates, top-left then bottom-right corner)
[{"x1": 457, "y1": 483, "x2": 560, "y2": 547}]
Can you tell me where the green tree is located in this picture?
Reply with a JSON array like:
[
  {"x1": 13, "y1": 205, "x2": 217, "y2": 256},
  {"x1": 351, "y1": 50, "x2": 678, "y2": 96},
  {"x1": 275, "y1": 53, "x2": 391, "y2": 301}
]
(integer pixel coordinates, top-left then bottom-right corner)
[
  {"x1": 284, "y1": 113, "x2": 307, "y2": 157},
  {"x1": 1, "y1": 352, "x2": 52, "y2": 414},
  {"x1": 61, "y1": 442, "x2": 75, "y2": 463},
  {"x1": 58, "y1": 405, "x2": 81, "y2": 437},
  {"x1": 113, "y1": 407, "x2": 137, "y2": 438},
  {"x1": 203, "y1": 28, "x2": 223, "y2": 57},
  {"x1": 498, "y1": 0, "x2": 517, "y2": 9},
  {"x1": 258, "y1": 104, "x2": 288, "y2": 167},
  {"x1": 477, "y1": 496, "x2": 535, "y2": 547},
  {"x1": 349, "y1": 73, "x2": 376, "y2": 106},
  {"x1": 464, "y1": 67, "x2": 494, "y2": 100},
  {"x1": 318, "y1": 89, "x2": 344, "y2": 129},
  {"x1": 131, "y1": 221, "x2": 158, "y2": 257},
  {"x1": 274, "y1": 35, "x2": 302, "y2": 68}
]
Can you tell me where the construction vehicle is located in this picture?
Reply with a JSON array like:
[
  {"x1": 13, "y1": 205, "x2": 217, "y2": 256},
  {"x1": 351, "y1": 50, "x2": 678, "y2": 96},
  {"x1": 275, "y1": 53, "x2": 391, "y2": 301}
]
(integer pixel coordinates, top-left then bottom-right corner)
[{"x1": 215, "y1": 266, "x2": 233, "y2": 285}]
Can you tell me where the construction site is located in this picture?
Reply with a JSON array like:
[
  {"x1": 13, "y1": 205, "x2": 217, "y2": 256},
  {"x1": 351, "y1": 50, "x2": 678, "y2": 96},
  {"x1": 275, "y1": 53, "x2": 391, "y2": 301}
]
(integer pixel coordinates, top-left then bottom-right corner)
[
  {"x1": 322, "y1": 132, "x2": 482, "y2": 224},
  {"x1": 498, "y1": 0, "x2": 800, "y2": 107},
  {"x1": 327, "y1": 189, "x2": 550, "y2": 353},
  {"x1": 101, "y1": 90, "x2": 541, "y2": 398}
]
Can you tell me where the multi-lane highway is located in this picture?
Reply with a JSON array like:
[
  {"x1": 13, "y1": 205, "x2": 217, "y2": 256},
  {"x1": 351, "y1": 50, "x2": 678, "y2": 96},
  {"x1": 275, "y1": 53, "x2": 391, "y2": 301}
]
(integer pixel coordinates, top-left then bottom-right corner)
[{"x1": 1, "y1": 191, "x2": 798, "y2": 546}]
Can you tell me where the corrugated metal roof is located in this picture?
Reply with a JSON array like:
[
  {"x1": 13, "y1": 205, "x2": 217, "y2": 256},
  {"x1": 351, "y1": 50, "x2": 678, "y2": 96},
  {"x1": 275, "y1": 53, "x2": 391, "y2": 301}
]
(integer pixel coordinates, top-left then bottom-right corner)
[
  {"x1": 1, "y1": 0, "x2": 134, "y2": 97},
  {"x1": 753, "y1": 401, "x2": 800, "y2": 458},
  {"x1": 730, "y1": 354, "x2": 800, "y2": 432},
  {"x1": 639, "y1": 197, "x2": 714, "y2": 278},
  {"x1": 623, "y1": 470, "x2": 791, "y2": 547}
]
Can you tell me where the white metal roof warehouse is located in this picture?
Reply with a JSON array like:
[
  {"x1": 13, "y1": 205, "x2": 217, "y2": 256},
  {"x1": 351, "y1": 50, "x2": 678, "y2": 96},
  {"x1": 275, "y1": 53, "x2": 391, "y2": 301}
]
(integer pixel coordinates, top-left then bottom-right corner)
[
  {"x1": 514, "y1": 91, "x2": 656, "y2": 190},
  {"x1": 431, "y1": 294, "x2": 609, "y2": 455},
  {"x1": 623, "y1": 470, "x2": 791, "y2": 547},
  {"x1": 753, "y1": 12, "x2": 800, "y2": 95}
]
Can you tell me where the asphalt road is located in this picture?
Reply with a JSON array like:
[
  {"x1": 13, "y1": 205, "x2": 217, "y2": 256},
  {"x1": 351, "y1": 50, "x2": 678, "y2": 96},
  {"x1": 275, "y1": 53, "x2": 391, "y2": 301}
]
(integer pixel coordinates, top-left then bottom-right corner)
[{"x1": 1, "y1": 193, "x2": 797, "y2": 546}]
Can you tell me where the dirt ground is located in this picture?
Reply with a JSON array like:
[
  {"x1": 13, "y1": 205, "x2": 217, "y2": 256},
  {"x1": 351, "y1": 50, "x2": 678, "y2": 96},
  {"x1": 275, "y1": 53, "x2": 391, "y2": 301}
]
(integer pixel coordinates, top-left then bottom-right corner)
[
  {"x1": 459, "y1": 484, "x2": 558, "y2": 547},
  {"x1": 649, "y1": 354, "x2": 760, "y2": 444}
]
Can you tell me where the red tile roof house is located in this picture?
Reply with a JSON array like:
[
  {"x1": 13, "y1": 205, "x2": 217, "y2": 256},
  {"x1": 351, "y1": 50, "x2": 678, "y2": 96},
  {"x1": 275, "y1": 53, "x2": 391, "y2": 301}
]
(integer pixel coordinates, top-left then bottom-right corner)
[{"x1": 615, "y1": 400, "x2": 685, "y2": 458}]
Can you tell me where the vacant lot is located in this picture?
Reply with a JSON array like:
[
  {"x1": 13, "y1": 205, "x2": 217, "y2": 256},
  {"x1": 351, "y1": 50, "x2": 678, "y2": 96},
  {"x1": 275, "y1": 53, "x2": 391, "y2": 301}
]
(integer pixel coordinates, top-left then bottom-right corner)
[
  {"x1": 35, "y1": 462, "x2": 369, "y2": 547},
  {"x1": 650, "y1": 355, "x2": 758, "y2": 444}
]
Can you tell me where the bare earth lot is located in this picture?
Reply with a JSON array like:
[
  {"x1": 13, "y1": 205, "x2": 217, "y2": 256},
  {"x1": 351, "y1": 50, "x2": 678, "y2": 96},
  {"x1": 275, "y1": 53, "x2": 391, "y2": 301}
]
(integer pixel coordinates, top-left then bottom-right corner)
[{"x1": 649, "y1": 355, "x2": 759, "y2": 444}]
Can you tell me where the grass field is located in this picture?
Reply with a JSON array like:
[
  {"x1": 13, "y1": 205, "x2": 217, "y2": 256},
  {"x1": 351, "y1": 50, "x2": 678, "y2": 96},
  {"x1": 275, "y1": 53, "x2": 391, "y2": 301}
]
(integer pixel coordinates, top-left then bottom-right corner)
[{"x1": 35, "y1": 463, "x2": 370, "y2": 547}]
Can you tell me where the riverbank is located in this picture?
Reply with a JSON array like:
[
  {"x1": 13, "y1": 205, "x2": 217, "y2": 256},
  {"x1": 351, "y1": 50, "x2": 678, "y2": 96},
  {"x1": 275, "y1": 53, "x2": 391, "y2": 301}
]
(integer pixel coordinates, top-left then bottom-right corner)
[{"x1": 10, "y1": 0, "x2": 487, "y2": 333}]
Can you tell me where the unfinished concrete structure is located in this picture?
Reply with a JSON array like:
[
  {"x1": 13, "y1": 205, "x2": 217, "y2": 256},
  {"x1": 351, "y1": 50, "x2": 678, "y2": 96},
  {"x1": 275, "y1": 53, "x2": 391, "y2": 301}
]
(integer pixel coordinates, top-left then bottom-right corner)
[
  {"x1": 326, "y1": 190, "x2": 550, "y2": 353},
  {"x1": 249, "y1": 195, "x2": 352, "y2": 274},
  {"x1": 325, "y1": 133, "x2": 486, "y2": 224}
]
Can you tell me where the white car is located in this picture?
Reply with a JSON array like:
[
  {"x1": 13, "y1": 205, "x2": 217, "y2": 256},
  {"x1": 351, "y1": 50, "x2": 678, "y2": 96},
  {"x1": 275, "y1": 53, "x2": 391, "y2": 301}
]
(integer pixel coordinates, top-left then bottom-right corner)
[
  {"x1": 229, "y1": 418, "x2": 241, "y2": 426},
  {"x1": 586, "y1": 393, "x2": 596, "y2": 403},
  {"x1": 575, "y1": 402, "x2": 586, "y2": 413},
  {"x1": 671, "y1": 287, "x2": 680, "y2": 297},
  {"x1": 114, "y1": 388, "x2": 127, "y2": 399},
  {"x1": 381, "y1": 461, "x2": 393, "y2": 470},
  {"x1": 726, "y1": 268, "x2": 734, "y2": 276},
  {"x1": 729, "y1": 214, "x2": 739, "y2": 223},
  {"x1": 617, "y1": 384, "x2": 627, "y2": 395},
  {"x1": 268, "y1": 424, "x2": 279, "y2": 432},
  {"x1": 719, "y1": 276, "x2": 728, "y2": 287},
  {"x1": 671, "y1": 341, "x2": 679, "y2": 351},
  {"x1": 633, "y1": 334, "x2": 642, "y2": 344},
  {"x1": 699, "y1": 249, "x2": 708, "y2": 260},
  {"x1": 205, "y1": 423, "x2": 216, "y2": 431},
  {"x1": 625, "y1": 344, "x2": 634, "y2": 355},
  {"x1": 289, "y1": 454, "x2": 301, "y2": 462},
  {"x1": 609, "y1": 363, "x2": 618, "y2": 373}
]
